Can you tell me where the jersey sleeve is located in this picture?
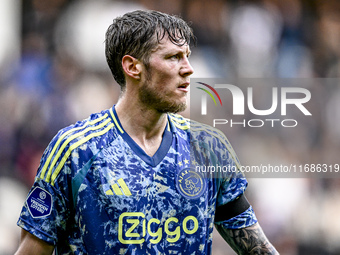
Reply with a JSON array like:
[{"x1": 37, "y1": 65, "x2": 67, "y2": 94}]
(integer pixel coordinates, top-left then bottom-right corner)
[
  {"x1": 213, "y1": 129, "x2": 258, "y2": 229},
  {"x1": 214, "y1": 176, "x2": 257, "y2": 229},
  {"x1": 210, "y1": 126, "x2": 248, "y2": 207},
  {"x1": 17, "y1": 129, "x2": 73, "y2": 245},
  {"x1": 216, "y1": 174, "x2": 248, "y2": 208},
  {"x1": 214, "y1": 206, "x2": 258, "y2": 229},
  {"x1": 17, "y1": 178, "x2": 71, "y2": 245}
]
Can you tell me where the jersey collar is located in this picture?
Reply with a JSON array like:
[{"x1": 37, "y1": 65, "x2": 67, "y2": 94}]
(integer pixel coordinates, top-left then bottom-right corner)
[{"x1": 109, "y1": 106, "x2": 174, "y2": 167}]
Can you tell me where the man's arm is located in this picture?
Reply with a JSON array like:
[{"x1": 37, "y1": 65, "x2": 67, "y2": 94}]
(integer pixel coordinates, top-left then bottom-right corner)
[
  {"x1": 215, "y1": 222, "x2": 279, "y2": 255},
  {"x1": 15, "y1": 229, "x2": 54, "y2": 255}
]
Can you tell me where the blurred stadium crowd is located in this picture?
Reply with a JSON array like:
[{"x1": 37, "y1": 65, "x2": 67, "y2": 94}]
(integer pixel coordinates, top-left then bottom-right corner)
[{"x1": 0, "y1": 0, "x2": 340, "y2": 254}]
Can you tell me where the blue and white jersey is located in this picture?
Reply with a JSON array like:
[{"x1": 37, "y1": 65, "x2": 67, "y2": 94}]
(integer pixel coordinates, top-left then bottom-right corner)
[{"x1": 17, "y1": 106, "x2": 257, "y2": 254}]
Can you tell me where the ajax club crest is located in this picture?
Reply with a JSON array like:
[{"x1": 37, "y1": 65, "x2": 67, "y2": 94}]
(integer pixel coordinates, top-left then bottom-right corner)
[{"x1": 176, "y1": 168, "x2": 206, "y2": 199}]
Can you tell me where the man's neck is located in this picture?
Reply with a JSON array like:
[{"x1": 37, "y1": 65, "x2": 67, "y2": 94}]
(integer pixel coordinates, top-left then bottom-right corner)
[{"x1": 115, "y1": 98, "x2": 168, "y2": 157}]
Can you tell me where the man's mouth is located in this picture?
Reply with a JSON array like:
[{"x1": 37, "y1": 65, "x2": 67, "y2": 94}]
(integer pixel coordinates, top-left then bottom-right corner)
[{"x1": 178, "y1": 82, "x2": 190, "y2": 92}]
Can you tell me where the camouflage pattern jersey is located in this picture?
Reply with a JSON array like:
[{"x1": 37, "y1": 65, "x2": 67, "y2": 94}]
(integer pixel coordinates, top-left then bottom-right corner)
[{"x1": 17, "y1": 106, "x2": 257, "y2": 254}]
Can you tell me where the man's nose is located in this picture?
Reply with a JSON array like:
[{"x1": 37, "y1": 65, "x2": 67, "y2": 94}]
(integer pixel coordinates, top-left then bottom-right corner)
[{"x1": 180, "y1": 57, "x2": 194, "y2": 77}]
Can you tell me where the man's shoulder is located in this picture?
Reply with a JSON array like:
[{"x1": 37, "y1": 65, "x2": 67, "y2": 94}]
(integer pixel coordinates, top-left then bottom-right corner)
[
  {"x1": 38, "y1": 109, "x2": 116, "y2": 185},
  {"x1": 55, "y1": 109, "x2": 115, "y2": 148},
  {"x1": 169, "y1": 113, "x2": 226, "y2": 140},
  {"x1": 168, "y1": 113, "x2": 190, "y2": 131},
  {"x1": 169, "y1": 114, "x2": 242, "y2": 171}
]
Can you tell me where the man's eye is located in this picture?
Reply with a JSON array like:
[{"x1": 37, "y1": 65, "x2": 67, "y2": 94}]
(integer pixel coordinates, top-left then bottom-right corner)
[{"x1": 170, "y1": 55, "x2": 179, "y2": 60}]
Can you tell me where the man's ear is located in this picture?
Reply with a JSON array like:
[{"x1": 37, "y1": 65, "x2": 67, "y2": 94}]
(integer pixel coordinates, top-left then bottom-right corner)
[{"x1": 122, "y1": 55, "x2": 142, "y2": 80}]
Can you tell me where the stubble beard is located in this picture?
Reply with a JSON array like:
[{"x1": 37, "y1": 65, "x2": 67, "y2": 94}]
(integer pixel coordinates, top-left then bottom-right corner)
[{"x1": 138, "y1": 70, "x2": 187, "y2": 114}]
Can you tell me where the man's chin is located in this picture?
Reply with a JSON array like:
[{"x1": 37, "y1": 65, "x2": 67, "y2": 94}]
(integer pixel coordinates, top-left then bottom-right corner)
[{"x1": 157, "y1": 102, "x2": 187, "y2": 114}]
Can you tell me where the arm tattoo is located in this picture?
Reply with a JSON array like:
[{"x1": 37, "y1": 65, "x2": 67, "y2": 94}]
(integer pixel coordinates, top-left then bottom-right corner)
[{"x1": 215, "y1": 222, "x2": 279, "y2": 255}]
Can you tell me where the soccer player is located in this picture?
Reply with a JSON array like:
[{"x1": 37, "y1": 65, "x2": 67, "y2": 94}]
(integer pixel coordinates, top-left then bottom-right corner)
[{"x1": 15, "y1": 10, "x2": 279, "y2": 255}]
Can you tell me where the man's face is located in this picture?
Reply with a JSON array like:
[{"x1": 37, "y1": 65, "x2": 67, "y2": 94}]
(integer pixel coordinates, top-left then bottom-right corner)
[{"x1": 138, "y1": 37, "x2": 194, "y2": 113}]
